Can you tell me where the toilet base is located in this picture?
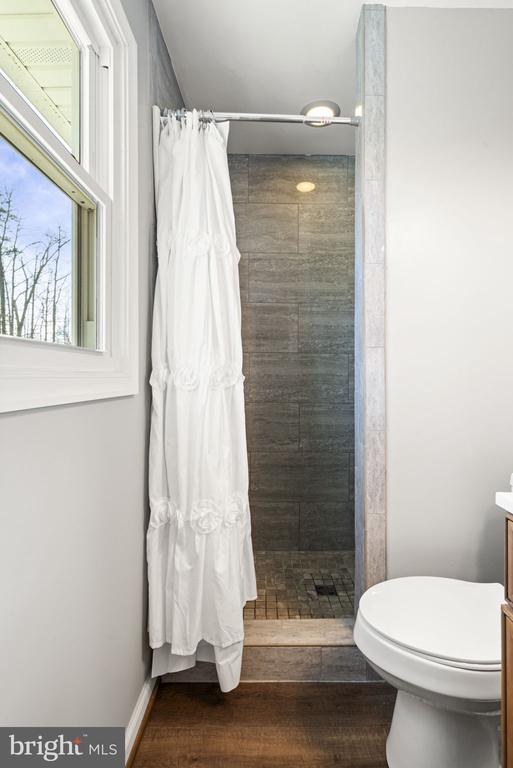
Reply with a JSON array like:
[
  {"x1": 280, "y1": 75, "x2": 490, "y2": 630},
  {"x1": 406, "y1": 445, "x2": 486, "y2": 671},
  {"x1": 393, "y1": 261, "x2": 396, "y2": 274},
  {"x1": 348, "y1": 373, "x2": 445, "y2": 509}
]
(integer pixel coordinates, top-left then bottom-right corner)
[{"x1": 387, "y1": 690, "x2": 500, "y2": 768}]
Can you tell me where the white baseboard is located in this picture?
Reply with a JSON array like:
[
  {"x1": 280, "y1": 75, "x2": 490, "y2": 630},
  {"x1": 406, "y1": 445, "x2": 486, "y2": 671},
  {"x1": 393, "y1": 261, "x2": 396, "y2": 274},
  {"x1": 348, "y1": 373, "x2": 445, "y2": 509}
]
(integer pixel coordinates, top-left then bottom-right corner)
[{"x1": 125, "y1": 675, "x2": 158, "y2": 763}]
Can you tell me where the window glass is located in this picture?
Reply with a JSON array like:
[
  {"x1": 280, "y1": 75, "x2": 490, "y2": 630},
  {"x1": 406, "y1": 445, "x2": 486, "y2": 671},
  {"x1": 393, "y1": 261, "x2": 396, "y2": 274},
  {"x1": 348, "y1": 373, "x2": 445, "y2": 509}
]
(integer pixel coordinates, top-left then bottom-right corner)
[
  {"x1": 0, "y1": 133, "x2": 95, "y2": 347},
  {"x1": 0, "y1": 0, "x2": 80, "y2": 156}
]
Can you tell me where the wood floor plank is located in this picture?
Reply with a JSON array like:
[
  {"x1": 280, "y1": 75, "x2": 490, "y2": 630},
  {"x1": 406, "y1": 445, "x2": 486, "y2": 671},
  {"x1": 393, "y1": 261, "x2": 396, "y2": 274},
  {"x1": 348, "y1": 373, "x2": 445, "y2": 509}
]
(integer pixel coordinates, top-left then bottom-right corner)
[{"x1": 132, "y1": 682, "x2": 395, "y2": 768}]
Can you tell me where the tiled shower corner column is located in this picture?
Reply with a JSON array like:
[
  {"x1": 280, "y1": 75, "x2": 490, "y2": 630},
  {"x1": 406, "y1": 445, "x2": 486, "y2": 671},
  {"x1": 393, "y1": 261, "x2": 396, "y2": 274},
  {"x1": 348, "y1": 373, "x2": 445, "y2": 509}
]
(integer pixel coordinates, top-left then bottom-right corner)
[{"x1": 355, "y1": 4, "x2": 386, "y2": 602}]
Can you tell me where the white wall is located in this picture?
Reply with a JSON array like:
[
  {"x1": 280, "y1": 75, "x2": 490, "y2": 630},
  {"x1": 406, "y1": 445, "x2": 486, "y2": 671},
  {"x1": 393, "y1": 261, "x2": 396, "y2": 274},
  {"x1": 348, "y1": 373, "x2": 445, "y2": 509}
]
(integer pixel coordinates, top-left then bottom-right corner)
[
  {"x1": 0, "y1": 0, "x2": 182, "y2": 727},
  {"x1": 386, "y1": 8, "x2": 513, "y2": 584}
]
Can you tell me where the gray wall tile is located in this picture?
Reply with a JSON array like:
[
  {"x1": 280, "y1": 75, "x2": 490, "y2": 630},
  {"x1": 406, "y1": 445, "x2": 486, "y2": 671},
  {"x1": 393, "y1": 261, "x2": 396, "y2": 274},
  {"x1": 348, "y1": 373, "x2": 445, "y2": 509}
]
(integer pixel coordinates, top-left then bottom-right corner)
[
  {"x1": 365, "y1": 346, "x2": 385, "y2": 431},
  {"x1": 249, "y1": 155, "x2": 348, "y2": 205},
  {"x1": 299, "y1": 205, "x2": 354, "y2": 253},
  {"x1": 364, "y1": 178, "x2": 385, "y2": 264},
  {"x1": 245, "y1": 403, "x2": 299, "y2": 450},
  {"x1": 300, "y1": 501, "x2": 355, "y2": 550},
  {"x1": 300, "y1": 404, "x2": 354, "y2": 451},
  {"x1": 355, "y1": 5, "x2": 386, "y2": 597},
  {"x1": 251, "y1": 451, "x2": 304, "y2": 500},
  {"x1": 364, "y1": 263, "x2": 385, "y2": 347},
  {"x1": 364, "y1": 7, "x2": 386, "y2": 97},
  {"x1": 366, "y1": 513, "x2": 386, "y2": 587},
  {"x1": 366, "y1": 662, "x2": 384, "y2": 681},
  {"x1": 363, "y1": 97, "x2": 385, "y2": 181},
  {"x1": 246, "y1": 354, "x2": 349, "y2": 403},
  {"x1": 234, "y1": 203, "x2": 298, "y2": 252},
  {"x1": 232, "y1": 155, "x2": 355, "y2": 551},
  {"x1": 242, "y1": 351, "x2": 250, "y2": 379},
  {"x1": 299, "y1": 304, "x2": 354, "y2": 354},
  {"x1": 250, "y1": 251, "x2": 354, "y2": 306},
  {"x1": 244, "y1": 617, "x2": 354, "y2": 646},
  {"x1": 320, "y1": 647, "x2": 366, "y2": 681},
  {"x1": 365, "y1": 430, "x2": 385, "y2": 517},
  {"x1": 241, "y1": 646, "x2": 322, "y2": 681},
  {"x1": 250, "y1": 501, "x2": 300, "y2": 550},
  {"x1": 162, "y1": 662, "x2": 218, "y2": 683},
  {"x1": 239, "y1": 252, "x2": 249, "y2": 304},
  {"x1": 349, "y1": 452, "x2": 355, "y2": 502},
  {"x1": 242, "y1": 303, "x2": 298, "y2": 353},
  {"x1": 251, "y1": 451, "x2": 350, "y2": 502},
  {"x1": 164, "y1": 648, "x2": 367, "y2": 683},
  {"x1": 228, "y1": 154, "x2": 249, "y2": 203}
]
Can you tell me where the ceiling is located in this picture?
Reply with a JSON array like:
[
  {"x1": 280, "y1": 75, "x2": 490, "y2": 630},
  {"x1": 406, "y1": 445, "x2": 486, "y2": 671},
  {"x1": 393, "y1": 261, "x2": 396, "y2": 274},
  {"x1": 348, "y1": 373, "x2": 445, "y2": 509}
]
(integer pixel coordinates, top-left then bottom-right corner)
[
  {"x1": 153, "y1": 0, "x2": 360, "y2": 155},
  {"x1": 153, "y1": 0, "x2": 513, "y2": 156}
]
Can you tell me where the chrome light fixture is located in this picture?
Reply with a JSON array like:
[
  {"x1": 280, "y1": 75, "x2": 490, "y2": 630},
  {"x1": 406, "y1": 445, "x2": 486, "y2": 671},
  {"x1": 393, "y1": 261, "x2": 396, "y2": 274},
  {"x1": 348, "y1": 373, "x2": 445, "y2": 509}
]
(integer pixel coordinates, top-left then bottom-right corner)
[{"x1": 300, "y1": 100, "x2": 341, "y2": 127}]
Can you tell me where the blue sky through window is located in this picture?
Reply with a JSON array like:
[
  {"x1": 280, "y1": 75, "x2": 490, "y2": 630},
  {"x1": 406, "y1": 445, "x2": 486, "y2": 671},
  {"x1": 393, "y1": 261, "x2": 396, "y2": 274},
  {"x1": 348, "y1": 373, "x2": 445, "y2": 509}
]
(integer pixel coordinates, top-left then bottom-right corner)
[
  {"x1": 0, "y1": 135, "x2": 73, "y2": 343},
  {"x1": 0, "y1": 136, "x2": 72, "y2": 254}
]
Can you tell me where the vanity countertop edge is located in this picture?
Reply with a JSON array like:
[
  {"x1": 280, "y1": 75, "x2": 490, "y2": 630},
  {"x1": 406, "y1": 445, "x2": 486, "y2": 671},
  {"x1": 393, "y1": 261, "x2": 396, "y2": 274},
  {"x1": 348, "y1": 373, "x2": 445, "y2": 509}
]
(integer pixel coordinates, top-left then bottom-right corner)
[{"x1": 496, "y1": 492, "x2": 513, "y2": 516}]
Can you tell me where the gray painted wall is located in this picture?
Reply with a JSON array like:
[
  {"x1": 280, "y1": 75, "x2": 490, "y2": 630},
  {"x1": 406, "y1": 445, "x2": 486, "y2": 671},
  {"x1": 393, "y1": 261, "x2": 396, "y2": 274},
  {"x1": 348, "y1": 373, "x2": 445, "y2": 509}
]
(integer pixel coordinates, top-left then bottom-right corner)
[
  {"x1": 0, "y1": 0, "x2": 182, "y2": 727},
  {"x1": 229, "y1": 154, "x2": 355, "y2": 552},
  {"x1": 386, "y1": 8, "x2": 513, "y2": 584}
]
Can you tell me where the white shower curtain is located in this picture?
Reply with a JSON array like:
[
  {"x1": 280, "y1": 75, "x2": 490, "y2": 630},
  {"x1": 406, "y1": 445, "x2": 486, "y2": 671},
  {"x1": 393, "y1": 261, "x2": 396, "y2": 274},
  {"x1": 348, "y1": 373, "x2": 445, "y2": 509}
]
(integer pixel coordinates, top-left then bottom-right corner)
[{"x1": 147, "y1": 108, "x2": 256, "y2": 692}]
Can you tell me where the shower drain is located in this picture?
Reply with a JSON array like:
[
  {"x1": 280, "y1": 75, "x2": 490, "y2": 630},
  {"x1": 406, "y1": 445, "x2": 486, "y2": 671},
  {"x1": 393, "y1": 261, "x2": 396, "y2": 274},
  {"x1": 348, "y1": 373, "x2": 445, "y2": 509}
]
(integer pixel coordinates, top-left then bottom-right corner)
[{"x1": 314, "y1": 584, "x2": 338, "y2": 596}]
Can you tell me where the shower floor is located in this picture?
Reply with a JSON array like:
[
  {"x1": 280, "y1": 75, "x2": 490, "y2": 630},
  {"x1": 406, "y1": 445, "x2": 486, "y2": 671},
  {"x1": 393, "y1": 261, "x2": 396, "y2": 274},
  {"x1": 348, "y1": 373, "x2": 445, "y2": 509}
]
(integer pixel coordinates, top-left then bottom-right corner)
[{"x1": 244, "y1": 550, "x2": 355, "y2": 620}]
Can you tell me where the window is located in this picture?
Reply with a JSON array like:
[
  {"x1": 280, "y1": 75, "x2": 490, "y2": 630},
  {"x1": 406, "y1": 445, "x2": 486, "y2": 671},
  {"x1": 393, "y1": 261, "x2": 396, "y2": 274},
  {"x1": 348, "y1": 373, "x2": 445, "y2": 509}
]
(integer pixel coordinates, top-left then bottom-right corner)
[
  {"x1": 0, "y1": 0, "x2": 80, "y2": 157},
  {"x1": 0, "y1": 0, "x2": 95, "y2": 350},
  {"x1": 0, "y1": 0, "x2": 138, "y2": 412},
  {"x1": 0, "y1": 117, "x2": 96, "y2": 348}
]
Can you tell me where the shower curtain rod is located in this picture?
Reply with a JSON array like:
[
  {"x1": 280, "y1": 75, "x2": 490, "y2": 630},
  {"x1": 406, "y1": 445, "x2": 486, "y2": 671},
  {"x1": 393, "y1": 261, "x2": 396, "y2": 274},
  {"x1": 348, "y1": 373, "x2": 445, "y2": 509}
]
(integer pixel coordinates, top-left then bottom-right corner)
[{"x1": 160, "y1": 108, "x2": 360, "y2": 127}]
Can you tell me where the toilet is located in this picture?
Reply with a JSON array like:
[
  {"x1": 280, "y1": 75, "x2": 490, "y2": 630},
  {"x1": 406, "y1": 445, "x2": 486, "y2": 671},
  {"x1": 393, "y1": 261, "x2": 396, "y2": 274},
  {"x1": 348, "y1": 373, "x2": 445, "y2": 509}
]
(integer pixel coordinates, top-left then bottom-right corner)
[{"x1": 354, "y1": 577, "x2": 503, "y2": 768}]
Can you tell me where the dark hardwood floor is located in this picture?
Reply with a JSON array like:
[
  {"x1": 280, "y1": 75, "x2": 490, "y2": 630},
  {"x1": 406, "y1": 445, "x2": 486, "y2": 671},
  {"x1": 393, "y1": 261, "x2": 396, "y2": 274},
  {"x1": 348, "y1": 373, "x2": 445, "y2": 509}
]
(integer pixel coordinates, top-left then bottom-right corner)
[{"x1": 132, "y1": 682, "x2": 395, "y2": 767}]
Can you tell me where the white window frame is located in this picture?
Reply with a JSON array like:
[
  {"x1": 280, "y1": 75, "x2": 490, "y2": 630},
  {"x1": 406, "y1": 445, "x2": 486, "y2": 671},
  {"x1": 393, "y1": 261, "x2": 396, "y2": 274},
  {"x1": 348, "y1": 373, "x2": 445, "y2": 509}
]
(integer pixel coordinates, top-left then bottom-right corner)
[{"x1": 0, "y1": 0, "x2": 138, "y2": 413}]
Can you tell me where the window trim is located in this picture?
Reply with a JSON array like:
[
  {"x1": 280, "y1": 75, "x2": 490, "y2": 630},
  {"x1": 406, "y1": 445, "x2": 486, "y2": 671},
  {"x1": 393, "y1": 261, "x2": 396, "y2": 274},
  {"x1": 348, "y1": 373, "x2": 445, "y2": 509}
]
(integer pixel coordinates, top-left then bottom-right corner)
[
  {"x1": 0, "y1": 0, "x2": 138, "y2": 412},
  {"x1": 0, "y1": 110, "x2": 96, "y2": 209}
]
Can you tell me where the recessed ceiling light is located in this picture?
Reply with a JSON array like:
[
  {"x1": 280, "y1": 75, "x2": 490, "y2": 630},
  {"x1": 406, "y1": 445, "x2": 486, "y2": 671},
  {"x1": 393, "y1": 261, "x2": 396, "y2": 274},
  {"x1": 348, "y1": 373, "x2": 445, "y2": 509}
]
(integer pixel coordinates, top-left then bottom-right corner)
[
  {"x1": 300, "y1": 100, "x2": 341, "y2": 127},
  {"x1": 296, "y1": 181, "x2": 316, "y2": 193}
]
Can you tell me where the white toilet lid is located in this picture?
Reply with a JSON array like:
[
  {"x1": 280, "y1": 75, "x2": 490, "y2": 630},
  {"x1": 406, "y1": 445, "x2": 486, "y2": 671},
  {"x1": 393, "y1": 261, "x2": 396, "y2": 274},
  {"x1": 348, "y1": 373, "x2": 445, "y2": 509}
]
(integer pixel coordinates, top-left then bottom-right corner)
[{"x1": 359, "y1": 577, "x2": 503, "y2": 666}]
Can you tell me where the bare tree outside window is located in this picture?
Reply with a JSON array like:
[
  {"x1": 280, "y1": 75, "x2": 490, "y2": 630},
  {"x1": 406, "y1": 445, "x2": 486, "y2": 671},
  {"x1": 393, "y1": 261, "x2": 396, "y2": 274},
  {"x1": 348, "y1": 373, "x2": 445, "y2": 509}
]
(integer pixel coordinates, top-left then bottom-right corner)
[{"x1": 0, "y1": 136, "x2": 74, "y2": 345}]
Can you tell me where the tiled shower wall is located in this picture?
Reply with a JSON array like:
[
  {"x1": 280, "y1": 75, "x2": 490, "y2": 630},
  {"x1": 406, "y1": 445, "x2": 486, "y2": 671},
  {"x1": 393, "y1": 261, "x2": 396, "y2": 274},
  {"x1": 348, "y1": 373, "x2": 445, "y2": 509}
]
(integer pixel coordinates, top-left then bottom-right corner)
[{"x1": 228, "y1": 154, "x2": 355, "y2": 552}]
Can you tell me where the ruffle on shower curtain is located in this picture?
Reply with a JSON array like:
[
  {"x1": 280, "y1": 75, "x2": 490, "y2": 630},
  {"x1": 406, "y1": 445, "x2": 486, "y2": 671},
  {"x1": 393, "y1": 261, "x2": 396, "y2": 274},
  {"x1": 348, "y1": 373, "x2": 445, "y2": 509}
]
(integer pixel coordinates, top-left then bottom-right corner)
[{"x1": 147, "y1": 108, "x2": 257, "y2": 692}]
